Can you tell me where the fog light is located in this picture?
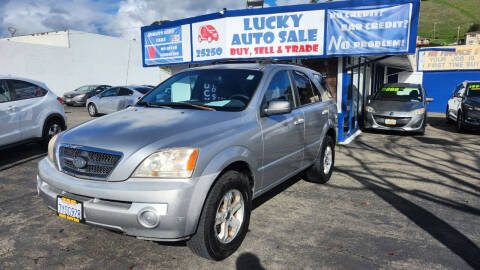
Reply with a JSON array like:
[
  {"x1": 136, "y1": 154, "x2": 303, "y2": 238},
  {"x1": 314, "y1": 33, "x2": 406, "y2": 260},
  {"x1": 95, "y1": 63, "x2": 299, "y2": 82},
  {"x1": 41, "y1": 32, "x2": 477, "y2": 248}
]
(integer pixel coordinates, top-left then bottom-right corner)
[{"x1": 137, "y1": 209, "x2": 160, "y2": 228}]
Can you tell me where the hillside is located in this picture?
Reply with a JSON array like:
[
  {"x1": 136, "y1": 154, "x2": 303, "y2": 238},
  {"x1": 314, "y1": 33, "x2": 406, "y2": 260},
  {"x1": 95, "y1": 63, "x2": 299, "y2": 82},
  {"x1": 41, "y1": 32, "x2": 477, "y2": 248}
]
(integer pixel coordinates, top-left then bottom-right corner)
[{"x1": 418, "y1": 0, "x2": 480, "y2": 45}]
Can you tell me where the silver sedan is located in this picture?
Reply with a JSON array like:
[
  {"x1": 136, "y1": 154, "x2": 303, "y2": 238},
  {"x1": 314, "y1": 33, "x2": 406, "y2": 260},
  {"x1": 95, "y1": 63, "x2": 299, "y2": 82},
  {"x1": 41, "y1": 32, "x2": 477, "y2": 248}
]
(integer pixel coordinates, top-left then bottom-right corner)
[{"x1": 86, "y1": 86, "x2": 152, "y2": 116}]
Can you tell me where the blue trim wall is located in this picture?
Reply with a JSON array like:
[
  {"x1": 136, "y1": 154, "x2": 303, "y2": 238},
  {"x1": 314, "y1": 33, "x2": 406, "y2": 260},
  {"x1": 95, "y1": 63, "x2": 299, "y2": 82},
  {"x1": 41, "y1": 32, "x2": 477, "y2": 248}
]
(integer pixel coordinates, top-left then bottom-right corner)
[
  {"x1": 423, "y1": 71, "x2": 480, "y2": 112},
  {"x1": 141, "y1": 0, "x2": 420, "y2": 67}
]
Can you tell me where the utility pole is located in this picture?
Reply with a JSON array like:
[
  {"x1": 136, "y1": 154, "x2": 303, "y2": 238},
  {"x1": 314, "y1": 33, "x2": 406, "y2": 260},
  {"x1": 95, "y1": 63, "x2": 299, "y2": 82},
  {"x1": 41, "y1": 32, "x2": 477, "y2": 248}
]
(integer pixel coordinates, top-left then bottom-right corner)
[{"x1": 456, "y1": 25, "x2": 461, "y2": 44}]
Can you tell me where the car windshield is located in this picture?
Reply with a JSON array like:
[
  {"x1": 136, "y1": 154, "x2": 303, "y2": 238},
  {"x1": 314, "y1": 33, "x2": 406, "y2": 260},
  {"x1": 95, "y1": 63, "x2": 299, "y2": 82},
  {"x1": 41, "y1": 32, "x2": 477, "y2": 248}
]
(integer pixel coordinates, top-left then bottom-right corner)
[
  {"x1": 466, "y1": 83, "x2": 480, "y2": 97},
  {"x1": 138, "y1": 69, "x2": 263, "y2": 111},
  {"x1": 134, "y1": 87, "x2": 152, "y2": 94},
  {"x1": 75, "y1": 86, "x2": 94, "y2": 92},
  {"x1": 373, "y1": 86, "x2": 423, "y2": 102}
]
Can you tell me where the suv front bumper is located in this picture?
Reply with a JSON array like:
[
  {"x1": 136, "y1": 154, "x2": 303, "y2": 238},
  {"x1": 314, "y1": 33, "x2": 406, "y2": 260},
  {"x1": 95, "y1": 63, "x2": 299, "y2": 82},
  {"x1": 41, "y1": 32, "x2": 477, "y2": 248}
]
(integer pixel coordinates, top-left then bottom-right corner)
[{"x1": 37, "y1": 158, "x2": 204, "y2": 241}]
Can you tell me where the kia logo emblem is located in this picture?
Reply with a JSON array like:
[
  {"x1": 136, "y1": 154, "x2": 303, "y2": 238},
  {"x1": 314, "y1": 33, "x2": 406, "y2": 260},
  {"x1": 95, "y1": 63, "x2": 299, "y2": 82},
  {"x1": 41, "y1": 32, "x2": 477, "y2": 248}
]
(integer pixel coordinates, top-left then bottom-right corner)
[{"x1": 72, "y1": 156, "x2": 87, "y2": 169}]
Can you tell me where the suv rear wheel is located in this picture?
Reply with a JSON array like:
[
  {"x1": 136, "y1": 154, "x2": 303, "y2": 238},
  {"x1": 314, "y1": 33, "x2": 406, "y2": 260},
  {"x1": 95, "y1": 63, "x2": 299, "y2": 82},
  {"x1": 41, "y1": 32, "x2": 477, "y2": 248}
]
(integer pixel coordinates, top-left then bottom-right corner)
[
  {"x1": 187, "y1": 170, "x2": 251, "y2": 260},
  {"x1": 304, "y1": 135, "x2": 335, "y2": 184}
]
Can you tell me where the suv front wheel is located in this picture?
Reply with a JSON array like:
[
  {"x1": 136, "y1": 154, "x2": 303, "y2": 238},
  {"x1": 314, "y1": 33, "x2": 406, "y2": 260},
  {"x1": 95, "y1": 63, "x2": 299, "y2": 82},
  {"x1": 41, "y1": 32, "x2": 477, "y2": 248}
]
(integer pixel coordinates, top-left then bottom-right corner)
[
  {"x1": 187, "y1": 170, "x2": 251, "y2": 260},
  {"x1": 304, "y1": 135, "x2": 335, "y2": 184}
]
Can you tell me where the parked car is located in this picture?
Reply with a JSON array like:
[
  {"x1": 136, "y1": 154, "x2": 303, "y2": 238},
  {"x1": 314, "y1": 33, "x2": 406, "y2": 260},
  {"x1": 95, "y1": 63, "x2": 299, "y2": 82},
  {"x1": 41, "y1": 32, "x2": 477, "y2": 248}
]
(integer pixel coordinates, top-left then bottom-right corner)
[
  {"x1": 37, "y1": 63, "x2": 337, "y2": 260},
  {"x1": 86, "y1": 86, "x2": 152, "y2": 116},
  {"x1": 63, "y1": 85, "x2": 111, "y2": 106},
  {"x1": 446, "y1": 81, "x2": 480, "y2": 131},
  {"x1": 364, "y1": 83, "x2": 433, "y2": 134},
  {"x1": 0, "y1": 76, "x2": 66, "y2": 149}
]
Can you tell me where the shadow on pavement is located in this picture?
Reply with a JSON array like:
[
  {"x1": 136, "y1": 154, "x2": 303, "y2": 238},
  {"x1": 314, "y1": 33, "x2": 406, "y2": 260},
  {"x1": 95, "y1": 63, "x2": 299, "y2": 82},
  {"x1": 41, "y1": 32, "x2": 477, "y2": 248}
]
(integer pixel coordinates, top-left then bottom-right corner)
[
  {"x1": 335, "y1": 114, "x2": 480, "y2": 269},
  {"x1": 0, "y1": 142, "x2": 46, "y2": 171},
  {"x1": 236, "y1": 252, "x2": 265, "y2": 270}
]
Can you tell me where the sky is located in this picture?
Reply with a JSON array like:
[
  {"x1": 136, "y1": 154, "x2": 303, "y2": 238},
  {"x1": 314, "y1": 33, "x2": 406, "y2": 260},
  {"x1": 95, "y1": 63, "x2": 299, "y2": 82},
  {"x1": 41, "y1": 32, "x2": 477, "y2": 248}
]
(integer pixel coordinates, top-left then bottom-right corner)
[{"x1": 0, "y1": 0, "x2": 316, "y2": 40}]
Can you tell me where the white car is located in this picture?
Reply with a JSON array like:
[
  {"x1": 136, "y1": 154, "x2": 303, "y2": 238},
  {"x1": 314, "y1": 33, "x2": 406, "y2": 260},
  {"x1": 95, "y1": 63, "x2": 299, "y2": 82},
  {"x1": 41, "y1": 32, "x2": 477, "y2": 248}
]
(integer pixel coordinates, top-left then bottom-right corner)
[
  {"x1": 0, "y1": 76, "x2": 66, "y2": 149},
  {"x1": 86, "y1": 86, "x2": 151, "y2": 116}
]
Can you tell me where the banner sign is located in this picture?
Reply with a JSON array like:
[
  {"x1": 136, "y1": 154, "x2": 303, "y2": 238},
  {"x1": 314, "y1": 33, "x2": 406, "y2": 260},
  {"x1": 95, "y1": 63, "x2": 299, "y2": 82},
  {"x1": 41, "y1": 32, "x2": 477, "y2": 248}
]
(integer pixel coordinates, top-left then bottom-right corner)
[
  {"x1": 143, "y1": 25, "x2": 191, "y2": 66},
  {"x1": 141, "y1": 0, "x2": 419, "y2": 66},
  {"x1": 326, "y1": 4, "x2": 412, "y2": 55},
  {"x1": 192, "y1": 10, "x2": 325, "y2": 62},
  {"x1": 418, "y1": 46, "x2": 480, "y2": 71}
]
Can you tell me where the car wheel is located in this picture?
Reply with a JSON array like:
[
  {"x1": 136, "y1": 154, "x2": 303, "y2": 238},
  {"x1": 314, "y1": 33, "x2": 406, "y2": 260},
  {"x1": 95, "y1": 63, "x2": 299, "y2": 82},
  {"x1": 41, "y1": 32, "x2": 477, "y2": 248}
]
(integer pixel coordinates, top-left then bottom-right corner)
[
  {"x1": 88, "y1": 103, "x2": 98, "y2": 117},
  {"x1": 446, "y1": 107, "x2": 453, "y2": 124},
  {"x1": 456, "y1": 111, "x2": 465, "y2": 132},
  {"x1": 187, "y1": 170, "x2": 251, "y2": 260},
  {"x1": 42, "y1": 118, "x2": 63, "y2": 145},
  {"x1": 304, "y1": 135, "x2": 335, "y2": 184}
]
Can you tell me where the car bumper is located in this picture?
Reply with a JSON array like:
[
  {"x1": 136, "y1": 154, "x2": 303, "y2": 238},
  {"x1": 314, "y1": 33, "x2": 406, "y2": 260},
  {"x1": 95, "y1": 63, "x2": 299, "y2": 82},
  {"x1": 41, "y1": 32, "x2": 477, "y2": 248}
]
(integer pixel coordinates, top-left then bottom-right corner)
[
  {"x1": 63, "y1": 98, "x2": 86, "y2": 105},
  {"x1": 364, "y1": 112, "x2": 425, "y2": 132},
  {"x1": 37, "y1": 158, "x2": 202, "y2": 241}
]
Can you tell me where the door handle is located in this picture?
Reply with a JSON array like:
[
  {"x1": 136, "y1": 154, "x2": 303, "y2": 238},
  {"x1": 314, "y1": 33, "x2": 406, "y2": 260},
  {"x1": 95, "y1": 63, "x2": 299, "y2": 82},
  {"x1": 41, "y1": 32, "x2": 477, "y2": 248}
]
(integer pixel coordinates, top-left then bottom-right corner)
[
  {"x1": 322, "y1": 110, "x2": 329, "y2": 115},
  {"x1": 293, "y1": 118, "x2": 305, "y2": 125},
  {"x1": 8, "y1": 106, "x2": 16, "y2": 111}
]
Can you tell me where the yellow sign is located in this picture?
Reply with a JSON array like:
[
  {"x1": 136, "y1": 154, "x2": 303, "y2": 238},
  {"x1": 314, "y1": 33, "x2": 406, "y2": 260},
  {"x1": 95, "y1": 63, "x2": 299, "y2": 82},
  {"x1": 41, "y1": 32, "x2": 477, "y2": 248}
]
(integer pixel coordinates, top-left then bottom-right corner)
[{"x1": 419, "y1": 45, "x2": 480, "y2": 71}]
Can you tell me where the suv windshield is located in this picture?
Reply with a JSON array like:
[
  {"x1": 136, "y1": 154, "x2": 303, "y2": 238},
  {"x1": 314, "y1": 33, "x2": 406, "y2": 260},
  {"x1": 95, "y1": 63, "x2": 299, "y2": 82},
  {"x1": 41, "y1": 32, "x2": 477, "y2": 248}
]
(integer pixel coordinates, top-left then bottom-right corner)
[
  {"x1": 466, "y1": 83, "x2": 480, "y2": 97},
  {"x1": 374, "y1": 85, "x2": 423, "y2": 102},
  {"x1": 138, "y1": 69, "x2": 262, "y2": 111}
]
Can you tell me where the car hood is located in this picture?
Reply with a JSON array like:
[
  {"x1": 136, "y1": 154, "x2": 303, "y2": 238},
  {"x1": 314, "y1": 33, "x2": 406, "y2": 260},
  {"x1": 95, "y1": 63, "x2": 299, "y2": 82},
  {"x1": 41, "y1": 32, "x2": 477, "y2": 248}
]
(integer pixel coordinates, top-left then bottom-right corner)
[
  {"x1": 59, "y1": 107, "x2": 244, "y2": 157},
  {"x1": 368, "y1": 100, "x2": 424, "y2": 113}
]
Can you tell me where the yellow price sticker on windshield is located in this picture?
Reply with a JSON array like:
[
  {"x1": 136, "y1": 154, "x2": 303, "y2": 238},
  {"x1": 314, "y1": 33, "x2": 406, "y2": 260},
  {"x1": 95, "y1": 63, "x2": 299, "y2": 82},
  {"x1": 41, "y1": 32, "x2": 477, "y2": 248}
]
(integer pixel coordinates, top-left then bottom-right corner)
[
  {"x1": 381, "y1": 87, "x2": 400, "y2": 92},
  {"x1": 469, "y1": 84, "x2": 480, "y2": 90}
]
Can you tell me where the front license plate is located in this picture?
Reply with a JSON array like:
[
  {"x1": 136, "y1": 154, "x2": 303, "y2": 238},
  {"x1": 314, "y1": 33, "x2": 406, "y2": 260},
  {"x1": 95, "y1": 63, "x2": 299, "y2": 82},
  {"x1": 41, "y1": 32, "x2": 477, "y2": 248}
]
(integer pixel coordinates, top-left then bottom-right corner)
[
  {"x1": 65, "y1": 99, "x2": 71, "y2": 102},
  {"x1": 385, "y1": 118, "x2": 397, "y2": 125},
  {"x1": 57, "y1": 196, "x2": 83, "y2": 223}
]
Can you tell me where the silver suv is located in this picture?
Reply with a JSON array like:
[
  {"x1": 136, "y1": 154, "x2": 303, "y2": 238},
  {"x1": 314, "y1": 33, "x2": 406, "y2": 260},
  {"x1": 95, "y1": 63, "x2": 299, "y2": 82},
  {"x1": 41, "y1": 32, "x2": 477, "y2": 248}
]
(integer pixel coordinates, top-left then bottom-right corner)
[{"x1": 37, "y1": 63, "x2": 337, "y2": 260}]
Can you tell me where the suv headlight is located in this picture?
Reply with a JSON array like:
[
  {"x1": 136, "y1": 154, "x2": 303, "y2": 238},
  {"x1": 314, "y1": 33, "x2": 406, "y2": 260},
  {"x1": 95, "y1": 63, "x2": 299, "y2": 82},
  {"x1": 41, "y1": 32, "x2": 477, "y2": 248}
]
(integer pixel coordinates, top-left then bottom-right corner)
[
  {"x1": 133, "y1": 148, "x2": 199, "y2": 178},
  {"x1": 365, "y1": 106, "x2": 375, "y2": 113},
  {"x1": 410, "y1": 108, "x2": 425, "y2": 116},
  {"x1": 48, "y1": 133, "x2": 60, "y2": 163}
]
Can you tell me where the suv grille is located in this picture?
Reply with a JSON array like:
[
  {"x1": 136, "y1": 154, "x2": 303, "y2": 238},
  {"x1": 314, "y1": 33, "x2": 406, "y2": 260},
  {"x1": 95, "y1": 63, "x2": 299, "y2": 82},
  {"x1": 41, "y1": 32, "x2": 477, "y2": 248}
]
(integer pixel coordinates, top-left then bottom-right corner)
[{"x1": 59, "y1": 145, "x2": 122, "y2": 180}]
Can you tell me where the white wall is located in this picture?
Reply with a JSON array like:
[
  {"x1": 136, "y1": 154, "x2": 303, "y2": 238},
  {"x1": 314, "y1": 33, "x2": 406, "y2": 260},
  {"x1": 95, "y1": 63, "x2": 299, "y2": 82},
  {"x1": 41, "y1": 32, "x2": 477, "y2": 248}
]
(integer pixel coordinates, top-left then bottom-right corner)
[
  {"x1": 0, "y1": 30, "x2": 170, "y2": 96},
  {"x1": 398, "y1": 71, "x2": 423, "y2": 84}
]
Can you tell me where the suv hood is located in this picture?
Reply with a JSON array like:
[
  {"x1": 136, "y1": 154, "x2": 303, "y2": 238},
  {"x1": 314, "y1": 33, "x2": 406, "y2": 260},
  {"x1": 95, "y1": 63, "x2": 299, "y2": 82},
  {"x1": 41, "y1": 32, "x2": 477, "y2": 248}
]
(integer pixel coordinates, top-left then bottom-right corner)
[
  {"x1": 59, "y1": 107, "x2": 243, "y2": 157},
  {"x1": 369, "y1": 100, "x2": 424, "y2": 113}
]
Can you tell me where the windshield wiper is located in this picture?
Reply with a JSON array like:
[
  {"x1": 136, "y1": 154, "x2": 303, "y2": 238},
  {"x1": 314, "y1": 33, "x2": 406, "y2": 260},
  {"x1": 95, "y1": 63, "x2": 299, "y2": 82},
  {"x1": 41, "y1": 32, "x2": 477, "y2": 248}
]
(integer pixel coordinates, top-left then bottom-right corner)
[
  {"x1": 136, "y1": 101, "x2": 170, "y2": 108},
  {"x1": 160, "y1": 102, "x2": 216, "y2": 111}
]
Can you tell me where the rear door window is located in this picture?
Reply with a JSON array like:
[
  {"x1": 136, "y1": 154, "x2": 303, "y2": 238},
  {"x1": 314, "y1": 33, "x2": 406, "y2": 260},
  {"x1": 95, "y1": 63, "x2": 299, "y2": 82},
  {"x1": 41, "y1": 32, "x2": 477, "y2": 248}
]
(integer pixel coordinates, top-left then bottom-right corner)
[
  {"x1": 119, "y1": 88, "x2": 133, "y2": 96},
  {"x1": 0, "y1": 80, "x2": 12, "y2": 103},
  {"x1": 292, "y1": 71, "x2": 320, "y2": 106},
  {"x1": 8, "y1": 80, "x2": 47, "y2": 100}
]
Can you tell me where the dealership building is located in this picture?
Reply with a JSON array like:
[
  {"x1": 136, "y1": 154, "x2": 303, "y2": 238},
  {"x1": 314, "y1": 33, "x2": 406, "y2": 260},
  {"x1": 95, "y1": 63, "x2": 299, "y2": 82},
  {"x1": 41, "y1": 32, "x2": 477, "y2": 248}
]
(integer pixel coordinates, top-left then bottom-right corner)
[{"x1": 141, "y1": 0, "x2": 421, "y2": 143}]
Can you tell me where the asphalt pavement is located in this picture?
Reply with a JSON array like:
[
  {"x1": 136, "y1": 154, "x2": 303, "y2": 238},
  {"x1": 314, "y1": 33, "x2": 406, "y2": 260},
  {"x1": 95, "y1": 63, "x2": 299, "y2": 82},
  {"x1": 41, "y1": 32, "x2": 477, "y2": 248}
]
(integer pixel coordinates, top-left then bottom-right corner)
[{"x1": 0, "y1": 107, "x2": 479, "y2": 269}]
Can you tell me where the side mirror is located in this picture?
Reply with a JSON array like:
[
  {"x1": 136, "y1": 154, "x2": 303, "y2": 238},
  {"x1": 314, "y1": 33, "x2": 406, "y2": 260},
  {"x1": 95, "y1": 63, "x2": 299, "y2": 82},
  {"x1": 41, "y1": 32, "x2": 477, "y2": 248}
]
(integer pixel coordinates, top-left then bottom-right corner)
[
  {"x1": 263, "y1": 100, "x2": 291, "y2": 116},
  {"x1": 426, "y1": 97, "x2": 434, "y2": 102}
]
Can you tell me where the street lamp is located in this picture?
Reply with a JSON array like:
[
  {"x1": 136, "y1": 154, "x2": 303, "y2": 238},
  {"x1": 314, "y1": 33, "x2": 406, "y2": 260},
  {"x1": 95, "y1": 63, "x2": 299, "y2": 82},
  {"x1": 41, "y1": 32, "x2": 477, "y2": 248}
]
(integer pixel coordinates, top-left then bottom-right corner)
[{"x1": 246, "y1": 0, "x2": 263, "y2": 8}]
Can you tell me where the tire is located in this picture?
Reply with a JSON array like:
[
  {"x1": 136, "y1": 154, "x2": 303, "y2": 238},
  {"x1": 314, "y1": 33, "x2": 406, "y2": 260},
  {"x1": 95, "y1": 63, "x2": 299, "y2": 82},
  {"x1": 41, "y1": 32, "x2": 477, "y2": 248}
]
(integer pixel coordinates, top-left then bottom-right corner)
[
  {"x1": 88, "y1": 103, "x2": 98, "y2": 117},
  {"x1": 42, "y1": 118, "x2": 64, "y2": 145},
  {"x1": 456, "y1": 111, "x2": 465, "y2": 132},
  {"x1": 446, "y1": 107, "x2": 453, "y2": 124},
  {"x1": 187, "y1": 170, "x2": 252, "y2": 260},
  {"x1": 304, "y1": 135, "x2": 335, "y2": 184}
]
